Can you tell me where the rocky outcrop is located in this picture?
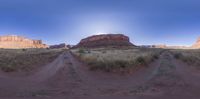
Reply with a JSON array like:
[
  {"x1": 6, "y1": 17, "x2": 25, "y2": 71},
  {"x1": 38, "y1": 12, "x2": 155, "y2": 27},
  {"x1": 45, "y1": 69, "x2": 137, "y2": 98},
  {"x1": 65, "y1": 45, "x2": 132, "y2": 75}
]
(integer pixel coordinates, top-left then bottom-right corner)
[
  {"x1": 50, "y1": 43, "x2": 68, "y2": 49},
  {"x1": 0, "y1": 35, "x2": 48, "y2": 49},
  {"x1": 192, "y1": 37, "x2": 200, "y2": 49},
  {"x1": 74, "y1": 34, "x2": 134, "y2": 48}
]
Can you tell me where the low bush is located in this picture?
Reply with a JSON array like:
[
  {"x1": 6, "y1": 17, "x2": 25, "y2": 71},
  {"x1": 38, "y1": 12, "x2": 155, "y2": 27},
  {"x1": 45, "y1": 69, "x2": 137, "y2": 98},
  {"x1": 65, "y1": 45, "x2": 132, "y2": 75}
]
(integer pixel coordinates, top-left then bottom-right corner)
[
  {"x1": 0, "y1": 49, "x2": 63, "y2": 72},
  {"x1": 88, "y1": 60, "x2": 129, "y2": 72},
  {"x1": 78, "y1": 48, "x2": 85, "y2": 54},
  {"x1": 171, "y1": 49, "x2": 200, "y2": 68},
  {"x1": 135, "y1": 56, "x2": 146, "y2": 65},
  {"x1": 173, "y1": 52, "x2": 183, "y2": 59},
  {"x1": 72, "y1": 48, "x2": 162, "y2": 73},
  {"x1": 87, "y1": 56, "x2": 155, "y2": 72},
  {"x1": 153, "y1": 54, "x2": 159, "y2": 60}
]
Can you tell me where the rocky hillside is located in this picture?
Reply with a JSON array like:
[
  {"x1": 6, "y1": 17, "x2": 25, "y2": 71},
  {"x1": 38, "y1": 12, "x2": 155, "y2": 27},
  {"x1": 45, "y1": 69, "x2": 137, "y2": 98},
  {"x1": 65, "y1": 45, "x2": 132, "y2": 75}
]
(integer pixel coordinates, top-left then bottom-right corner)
[{"x1": 74, "y1": 34, "x2": 135, "y2": 48}]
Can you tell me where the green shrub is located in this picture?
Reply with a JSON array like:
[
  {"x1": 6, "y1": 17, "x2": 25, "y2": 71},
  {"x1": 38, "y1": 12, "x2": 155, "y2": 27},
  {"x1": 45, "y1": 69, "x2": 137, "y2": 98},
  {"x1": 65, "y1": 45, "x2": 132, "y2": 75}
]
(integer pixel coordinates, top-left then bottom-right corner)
[
  {"x1": 102, "y1": 50, "x2": 107, "y2": 54},
  {"x1": 153, "y1": 54, "x2": 159, "y2": 59},
  {"x1": 174, "y1": 53, "x2": 183, "y2": 59},
  {"x1": 87, "y1": 49, "x2": 91, "y2": 53},
  {"x1": 22, "y1": 49, "x2": 27, "y2": 51},
  {"x1": 78, "y1": 48, "x2": 85, "y2": 54},
  {"x1": 135, "y1": 56, "x2": 146, "y2": 65}
]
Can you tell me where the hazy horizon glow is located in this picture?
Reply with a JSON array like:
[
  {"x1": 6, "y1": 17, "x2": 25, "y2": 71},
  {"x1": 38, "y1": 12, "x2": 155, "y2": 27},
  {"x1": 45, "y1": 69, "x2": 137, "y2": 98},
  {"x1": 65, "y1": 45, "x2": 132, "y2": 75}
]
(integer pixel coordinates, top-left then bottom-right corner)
[{"x1": 0, "y1": 0, "x2": 200, "y2": 46}]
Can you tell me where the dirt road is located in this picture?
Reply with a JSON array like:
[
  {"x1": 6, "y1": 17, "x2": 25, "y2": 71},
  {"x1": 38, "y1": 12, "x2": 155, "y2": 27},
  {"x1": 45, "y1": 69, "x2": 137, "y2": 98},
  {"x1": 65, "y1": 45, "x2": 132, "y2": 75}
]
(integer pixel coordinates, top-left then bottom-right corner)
[{"x1": 0, "y1": 51, "x2": 200, "y2": 99}]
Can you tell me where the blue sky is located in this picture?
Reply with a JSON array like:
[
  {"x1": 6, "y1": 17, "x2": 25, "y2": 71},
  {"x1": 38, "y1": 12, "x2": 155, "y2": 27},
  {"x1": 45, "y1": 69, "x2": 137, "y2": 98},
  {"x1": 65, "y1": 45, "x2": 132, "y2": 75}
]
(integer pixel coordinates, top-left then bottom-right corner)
[{"x1": 0, "y1": 0, "x2": 200, "y2": 46}]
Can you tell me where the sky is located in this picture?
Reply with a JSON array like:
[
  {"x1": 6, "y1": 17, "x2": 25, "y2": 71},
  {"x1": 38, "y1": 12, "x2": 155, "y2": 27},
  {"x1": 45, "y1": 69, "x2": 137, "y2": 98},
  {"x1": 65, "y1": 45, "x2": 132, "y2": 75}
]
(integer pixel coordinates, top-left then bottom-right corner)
[{"x1": 0, "y1": 0, "x2": 200, "y2": 46}]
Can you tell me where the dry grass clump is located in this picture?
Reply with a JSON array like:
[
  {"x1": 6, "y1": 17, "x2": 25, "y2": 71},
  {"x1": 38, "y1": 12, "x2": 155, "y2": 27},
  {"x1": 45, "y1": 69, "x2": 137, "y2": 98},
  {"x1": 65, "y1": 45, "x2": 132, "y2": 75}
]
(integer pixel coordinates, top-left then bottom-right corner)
[
  {"x1": 0, "y1": 48, "x2": 64, "y2": 72},
  {"x1": 172, "y1": 49, "x2": 200, "y2": 67},
  {"x1": 72, "y1": 48, "x2": 163, "y2": 72}
]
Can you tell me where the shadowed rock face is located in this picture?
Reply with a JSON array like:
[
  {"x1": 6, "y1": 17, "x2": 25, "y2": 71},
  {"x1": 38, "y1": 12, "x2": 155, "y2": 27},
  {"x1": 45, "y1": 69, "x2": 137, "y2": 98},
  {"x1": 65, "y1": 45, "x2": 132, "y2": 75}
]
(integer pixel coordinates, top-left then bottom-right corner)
[
  {"x1": 75, "y1": 34, "x2": 134, "y2": 48},
  {"x1": 0, "y1": 35, "x2": 48, "y2": 49},
  {"x1": 192, "y1": 37, "x2": 200, "y2": 48},
  {"x1": 50, "y1": 43, "x2": 68, "y2": 49}
]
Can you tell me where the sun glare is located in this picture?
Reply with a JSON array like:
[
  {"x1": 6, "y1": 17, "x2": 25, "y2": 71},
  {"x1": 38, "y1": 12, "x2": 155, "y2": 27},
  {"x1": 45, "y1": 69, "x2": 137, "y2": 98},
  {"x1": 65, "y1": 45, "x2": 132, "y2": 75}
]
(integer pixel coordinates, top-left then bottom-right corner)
[{"x1": 96, "y1": 32, "x2": 108, "y2": 35}]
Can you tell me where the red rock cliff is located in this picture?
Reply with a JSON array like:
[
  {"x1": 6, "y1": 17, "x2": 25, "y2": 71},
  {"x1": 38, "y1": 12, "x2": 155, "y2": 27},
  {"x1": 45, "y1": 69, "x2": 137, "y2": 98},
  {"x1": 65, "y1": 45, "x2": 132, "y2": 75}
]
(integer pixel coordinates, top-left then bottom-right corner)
[{"x1": 75, "y1": 34, "x2": 134, "y2": 48}]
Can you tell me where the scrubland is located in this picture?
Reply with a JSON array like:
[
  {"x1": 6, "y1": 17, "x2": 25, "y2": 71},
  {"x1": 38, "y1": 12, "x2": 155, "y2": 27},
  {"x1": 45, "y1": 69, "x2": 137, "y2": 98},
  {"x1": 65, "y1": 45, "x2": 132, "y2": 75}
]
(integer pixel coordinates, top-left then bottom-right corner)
[
  {"x1": 0, "y1": 48, "x2": 64, "y2": 72},
  {"x1": 71, "y1": 48, "x2": 164, "y2": 72},
  {"x1": 172, "y1": 49, "x2": 200, "y2": 68}
]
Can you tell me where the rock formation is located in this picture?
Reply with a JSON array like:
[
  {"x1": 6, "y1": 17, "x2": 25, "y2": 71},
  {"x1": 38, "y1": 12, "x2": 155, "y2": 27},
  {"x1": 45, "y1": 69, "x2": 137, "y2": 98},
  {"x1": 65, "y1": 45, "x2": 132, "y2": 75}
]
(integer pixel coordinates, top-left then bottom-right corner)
[
  {"x1": 74, "y1": 34, "x2": 134, "y2": 48},
  {"x1": 50, "y1": 43, "x2": 68, "y2": 49},
  {"x1": 192, "y1": 37, "x2": 200, "y2": 49},
  {"x1": 152, "y1": 44, "x2": 167, "y2": 48},
  {"x1": 0, "y1": 35, "x2": 48, "y2": 49}
]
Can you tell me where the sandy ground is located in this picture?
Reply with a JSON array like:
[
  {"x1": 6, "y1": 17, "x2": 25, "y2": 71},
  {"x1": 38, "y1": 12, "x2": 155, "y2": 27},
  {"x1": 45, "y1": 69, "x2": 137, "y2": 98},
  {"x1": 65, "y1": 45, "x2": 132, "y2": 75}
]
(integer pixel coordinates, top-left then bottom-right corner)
[{"x1": 0, "y1": 51, "x2": 200, "y2": 99}]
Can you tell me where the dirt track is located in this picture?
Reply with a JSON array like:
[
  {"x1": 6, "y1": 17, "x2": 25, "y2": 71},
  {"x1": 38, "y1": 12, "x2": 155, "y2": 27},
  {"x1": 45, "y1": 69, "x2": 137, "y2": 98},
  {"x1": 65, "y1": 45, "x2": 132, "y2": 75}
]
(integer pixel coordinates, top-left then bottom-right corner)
[{"x1": 0, "y1": 51, "x2": 200, "y2": 99}]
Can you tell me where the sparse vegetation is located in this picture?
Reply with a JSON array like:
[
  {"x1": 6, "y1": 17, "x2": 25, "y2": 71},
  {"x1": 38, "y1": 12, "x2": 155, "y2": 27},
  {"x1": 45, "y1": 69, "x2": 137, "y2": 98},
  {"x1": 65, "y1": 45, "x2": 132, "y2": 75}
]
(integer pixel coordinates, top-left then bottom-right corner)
[
  {"x1": 173, "y1": 52, "x2": 183, "y2": 59},
  {"x1": 72, "y1": 48, "x2": 163, "y2": 73},
  {"x1": 78, "y1": 48, "x2": 85, "y2": 54},
  {"x1": 0, "y1": 49, "x2": 63, "y2": 72},
  {"x1": 172, "y1": 49, "x2": 200, "y2": 68}
]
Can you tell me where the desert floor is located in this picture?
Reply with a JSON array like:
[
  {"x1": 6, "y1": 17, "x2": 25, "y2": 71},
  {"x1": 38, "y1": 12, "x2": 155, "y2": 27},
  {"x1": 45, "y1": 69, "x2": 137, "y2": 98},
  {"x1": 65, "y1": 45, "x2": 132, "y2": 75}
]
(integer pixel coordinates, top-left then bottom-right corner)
[{"x1": 0, "y1": 51, "x2": 200, "y2": 99}]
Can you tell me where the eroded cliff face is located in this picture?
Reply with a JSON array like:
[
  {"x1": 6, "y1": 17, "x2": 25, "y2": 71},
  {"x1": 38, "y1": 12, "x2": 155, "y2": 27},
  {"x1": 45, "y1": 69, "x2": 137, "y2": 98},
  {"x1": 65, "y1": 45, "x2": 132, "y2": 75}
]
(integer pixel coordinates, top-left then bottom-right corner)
[
  {"x1": 0, "y1": 35, "x2": 48, "y2": 49},
  {"x1": 75, "y1": 34, "x2": 134, "y2": 48}
]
